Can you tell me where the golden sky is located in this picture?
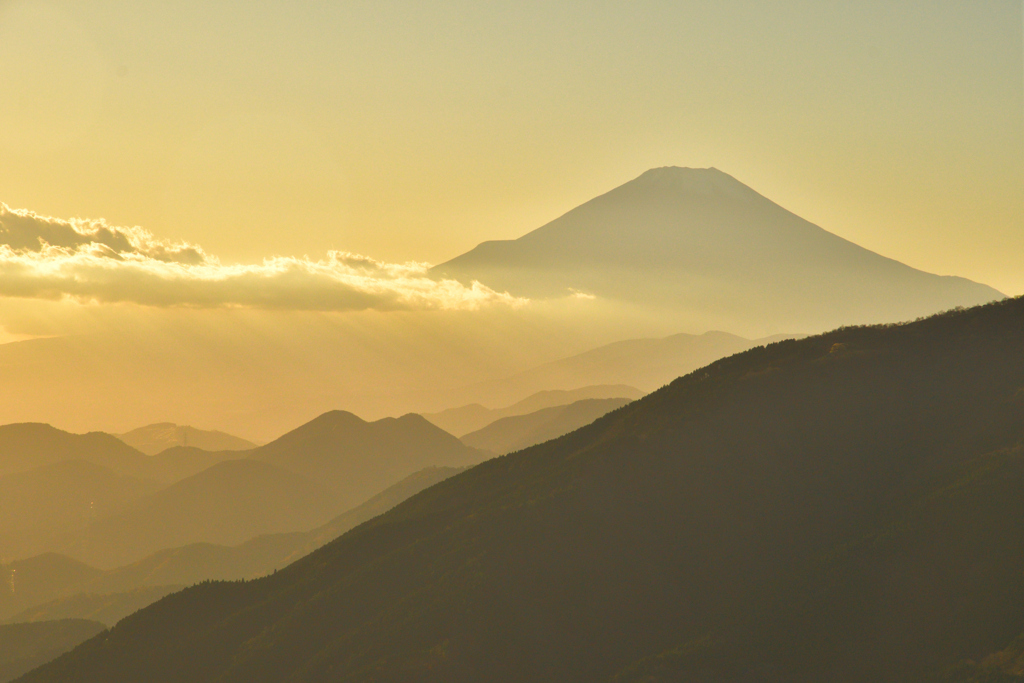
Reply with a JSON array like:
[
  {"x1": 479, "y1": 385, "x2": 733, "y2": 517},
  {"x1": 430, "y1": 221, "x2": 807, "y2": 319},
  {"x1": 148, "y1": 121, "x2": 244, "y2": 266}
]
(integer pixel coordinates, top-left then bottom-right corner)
[{"x1": 1, "y1": 0, "x2": 1022, "y2": 295}]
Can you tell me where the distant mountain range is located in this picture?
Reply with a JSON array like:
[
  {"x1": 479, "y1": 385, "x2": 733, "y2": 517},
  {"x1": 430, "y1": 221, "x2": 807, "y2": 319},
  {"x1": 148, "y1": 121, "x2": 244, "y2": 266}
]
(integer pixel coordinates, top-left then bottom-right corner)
[
  {"x1": 0, "y1": 412, "x2": 487, "y2": 569},
  {"x1": 249, "y1": 411, "x2": 486, "y2": 511},
  {"x1": 0, "y1": 424, "x2": 236, "y2": 485},
  {"x1": 0, "y1": 461, "x2": 160, "y2": 561},
  {"x1": 115, "y1": 424, "x2": 256, "y2": 456},
  {"x1": 23, "y1": 297, "x2": 1024, "y2": 682},
  {"x1": 460, "y1": 397, "x2": 633, "y2": 454},
  {"x1": 54, "y1": 460, "x2": 338, "y2": 569},
  {"x1": 1, "y1": 466, "x2": 464, "y2": 627},
  {"x1": 435, "y1": 167, "x2": 1003, "y2": 333},
  {"x1": 422, "y1": 385, "x2": 643, "y2": 436},
  {"x1": 461, "y1": 330, "x2": 794, "y2": 407}
]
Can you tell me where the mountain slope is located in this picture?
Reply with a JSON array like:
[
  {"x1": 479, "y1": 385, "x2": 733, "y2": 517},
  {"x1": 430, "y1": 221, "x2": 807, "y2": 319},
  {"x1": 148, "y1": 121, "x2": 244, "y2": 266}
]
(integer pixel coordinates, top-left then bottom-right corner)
[
  {"x1": 465, "y1": 331, "x2": 790, "y2": 406},
  {"x1": 1, "y1": 467, "x2": 465, "y2": 624},
  {"x1": 249, "y1": 411, "x2": 486, "y2": 510},
  {"x1": 7, "y1": 586, "x2": 182, "y2": 629},
  {"x1": 19, "y1": 297, "x2": 1024, "y2": 683},
  {"x1": 0, "y1": 425, "x2": 148, "y2": 479},
  {"x1": 55, "y1": 460, "x2": 339, "y2": 569},
  {"x1": 0, "y1": 620, "x2": 105, "y2": 683},
  {"x1": 0, "y1": 555, "x2": 101, "y2": 622},
  {"x1": 422, "y1": 385, "x2": 643, "y2": 436},
  {"x1": 116, "y1": 424, "x2": 256, "y2": 456},
  {"x1": 434, "y1": 167, "x2": 1002, "y2": 334},
  {"x1": 460, "y1": 397, "x2": 633, "y2": 454},
  {"x1": 0, "y1": 461, "x2": 159, "y2": 561},
  {"x1": 0, "y1": 424, "x2": 236, "y2": 485}
]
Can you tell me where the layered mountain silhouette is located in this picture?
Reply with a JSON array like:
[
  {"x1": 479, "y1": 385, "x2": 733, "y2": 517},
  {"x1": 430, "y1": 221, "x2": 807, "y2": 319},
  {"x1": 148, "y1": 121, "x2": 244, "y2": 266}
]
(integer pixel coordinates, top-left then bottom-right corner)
[
  {"x1": 115, "y1": 424, "x2": 256, "y2": 456},
  {"x1": 460, "y1": 397, "x2": 633, "y2": 454},
  {"x1": 54, "y1": 460, "x2": 339, "y2": 569},
  {"x1": 422, "y1": 385, "x2": 643, "y2": 436},
  {"x1": 0, "y1": 425, "x2": 151, "y2": 480},
  {"x1": 0, "y1": 411, "x2": 486, "y2": 569},
  {"x1": 248, "y1": 411, "x2": 486, "y2": 510},
  {"x1": 0, "y1": 424, "x2": 237, "y2": 485},
  {"x1": 434, "y1": 167, "x2": 1003, "y2": 333},
  {"x1": 21, "y1": 297, "x2": 1024, "y2": 682},
  {"x1": 463, "y1": 330, "x2": 794, "y2": 407},
  {"x1": 0, "y1": 461, "x2": 159, "y2": 561},
  {"x1": 1, "y1": 467, "x2": 465, "y2": 626},
  {"x1": 7, "y1": 587, "x2": 180, "y2": 631},
  {"x1": 0, "y1": 620, "x2": 104, "y2": 683},
  {"x1": 0, "y1": 555, "x2": 101, "y2": 622}
]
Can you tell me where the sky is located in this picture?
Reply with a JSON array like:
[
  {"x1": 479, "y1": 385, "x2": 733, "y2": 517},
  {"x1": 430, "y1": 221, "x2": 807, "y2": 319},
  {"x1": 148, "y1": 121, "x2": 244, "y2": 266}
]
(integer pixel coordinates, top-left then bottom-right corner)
[{"x1": 1, "y1": 0, "x2": 1021, "y2": 298}]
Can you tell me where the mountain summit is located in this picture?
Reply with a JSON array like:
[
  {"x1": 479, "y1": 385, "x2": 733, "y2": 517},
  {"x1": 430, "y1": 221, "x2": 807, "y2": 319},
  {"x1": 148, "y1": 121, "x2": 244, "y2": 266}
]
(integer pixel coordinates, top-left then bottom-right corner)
[{"x1": 433, "y1": 167, "x2": 1002, "y2": 333}]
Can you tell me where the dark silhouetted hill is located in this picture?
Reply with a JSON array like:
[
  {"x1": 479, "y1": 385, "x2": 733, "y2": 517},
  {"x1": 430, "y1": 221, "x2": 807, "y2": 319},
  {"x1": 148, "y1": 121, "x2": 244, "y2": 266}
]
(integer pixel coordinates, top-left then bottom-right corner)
[
  {"x1": 249, "y1": 411, "x2": 486, "y2": 510},
  {"x1": 422, "y1": 385, "x2": 643, "y2": 436},
  {"x1": 0, "y1": 620, "x2": 104, "y2": 683},
  {"x1": 460, "y1": 397, "x2": 633, "y2": 454},
  {"x1": 20, "y1": 297, "x2": 1024, "y2": 682},
  {"x1": 115, "y1": 423, "x2": 256, "y2": 456},
  {"x1": 433, "y1": 167, "x2": 1003, "y2": 333}
]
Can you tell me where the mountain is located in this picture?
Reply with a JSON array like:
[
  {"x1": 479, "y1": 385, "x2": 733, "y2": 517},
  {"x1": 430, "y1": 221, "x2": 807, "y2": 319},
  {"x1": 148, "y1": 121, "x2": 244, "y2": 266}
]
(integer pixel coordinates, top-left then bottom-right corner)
[
  {"x1": 433, "y1": 167, "x2": 1003, "y2": 334},
  {"x1": 0, "y1": 555, "x2": 101, "y2": 622},
  {"x1": 0, "y1": 461, "x2": 159, "y2": 561},
  {"x1": 0, "y1": 620, "x2": 104, "y2": 683},
  {"x1": 115, "y1": 424, "x2": 256, "y2": 456},
  {"x1": 0, "y1": 425, "x2": 148, "y2": 479},
  {"x1": 80, "y1": 465, "x2": 466, "y2": 596},
  {"x1": 55, "y1": 460, "x2": 339, "y2": 569},
  {"x1": 249, "y1": 411, "x2": 487, "y2": 510},
  {"x1": 0, "y1": 423, "x2": 236, "y2": 485},
  {"x1": 21, "y1": 297, "x2": 1024, "y2": 683},
  {"x1": 464, "y1": 331, "x2": 793, "y2": 407},
  {"x1": 6, "y1": 586, "x2": 182, "y2": 629},
  {"x1": 422, "y1": 385, "x2": 644, "y2": 436},
  {"x1": 460, "y1": 397, "x2": 633, "y2": 454},
  {"x1": 1, "y1": 467, "x2": 465, "y2": 624}
]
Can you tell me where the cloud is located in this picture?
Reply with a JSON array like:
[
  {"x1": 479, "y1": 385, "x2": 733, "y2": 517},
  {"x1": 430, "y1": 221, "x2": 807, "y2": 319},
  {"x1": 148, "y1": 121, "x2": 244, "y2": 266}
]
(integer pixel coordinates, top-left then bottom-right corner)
[{"x1": 0, "y1": 204, "x2": 522, "y2": 311}]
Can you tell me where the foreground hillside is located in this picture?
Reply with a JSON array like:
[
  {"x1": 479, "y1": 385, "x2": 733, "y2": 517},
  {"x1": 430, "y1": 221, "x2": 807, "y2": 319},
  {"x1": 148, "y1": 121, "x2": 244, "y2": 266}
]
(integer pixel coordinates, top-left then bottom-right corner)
[{"x1": 22, "y1": 298, "x2": 1024, "y2": 682}]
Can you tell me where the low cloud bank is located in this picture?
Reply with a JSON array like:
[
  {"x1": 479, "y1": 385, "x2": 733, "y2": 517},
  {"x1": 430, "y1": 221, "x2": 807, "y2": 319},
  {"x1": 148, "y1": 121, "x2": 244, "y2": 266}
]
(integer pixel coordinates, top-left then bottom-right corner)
[{"x1": 0, "y1": 204, "x2": 520, "y2": 311}]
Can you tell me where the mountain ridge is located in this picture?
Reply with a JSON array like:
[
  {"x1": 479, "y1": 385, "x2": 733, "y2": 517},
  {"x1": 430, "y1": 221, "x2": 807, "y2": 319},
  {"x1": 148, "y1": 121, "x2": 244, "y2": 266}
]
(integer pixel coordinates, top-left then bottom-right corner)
[
  {"x1": 115, "y1": 424, "x2": 256, "y2": 456},
  {"x1": 20, "y1": 296, "x2": 1024, "y2": 682}
]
